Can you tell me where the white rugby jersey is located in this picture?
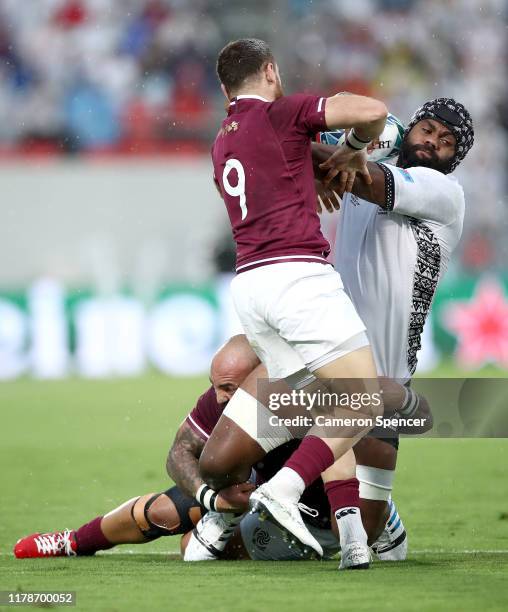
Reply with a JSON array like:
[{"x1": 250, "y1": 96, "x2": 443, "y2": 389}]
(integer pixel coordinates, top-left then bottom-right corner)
[{"x1": 335, "y1": 163, "x2": 465, "y2": 380}]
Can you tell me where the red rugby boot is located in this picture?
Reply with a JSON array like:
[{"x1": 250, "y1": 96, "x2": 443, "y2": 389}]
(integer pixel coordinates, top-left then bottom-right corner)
[{"x1": 14, "y1": 529, "x2": 77, "y2": 558}]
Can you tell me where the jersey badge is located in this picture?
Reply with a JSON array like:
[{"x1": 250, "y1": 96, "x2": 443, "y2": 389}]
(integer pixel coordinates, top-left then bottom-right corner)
[
  {"x1": 220, "y1": 121, "x2": 240, "y2": 136},
  {"x1": 397, "y1": 168, "x2": 414, "y2": 183}
]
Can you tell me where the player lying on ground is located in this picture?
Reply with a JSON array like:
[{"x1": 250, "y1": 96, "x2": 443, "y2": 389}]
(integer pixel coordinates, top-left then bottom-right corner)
[
  {"x1": 197, "y1": 98, "x2": 474, "y2": 564},
  {"x1": 212, "y1": 37, "x2": 389, "y2": 567},
  {"x1": 14, "y1": 337, "x2": 415, "y2": 561}
]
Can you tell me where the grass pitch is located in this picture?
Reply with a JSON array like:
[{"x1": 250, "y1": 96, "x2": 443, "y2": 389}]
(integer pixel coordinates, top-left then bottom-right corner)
[{"x1": 1, "y1": 374, "x2": 508, "y2": 611}]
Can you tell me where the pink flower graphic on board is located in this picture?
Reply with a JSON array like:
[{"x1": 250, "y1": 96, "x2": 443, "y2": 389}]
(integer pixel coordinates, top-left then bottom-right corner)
[{"x1": 443, "y1": 278, "x2": 508, "y2": 368}]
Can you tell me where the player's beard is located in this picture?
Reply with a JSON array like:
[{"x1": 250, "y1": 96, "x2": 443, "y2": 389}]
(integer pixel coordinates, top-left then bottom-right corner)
[{"x1": 397, "y1": 139, "x2": 451, "y2": 173}]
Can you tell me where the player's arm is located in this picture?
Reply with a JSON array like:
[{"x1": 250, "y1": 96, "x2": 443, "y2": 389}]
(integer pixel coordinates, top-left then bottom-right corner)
[
  {"x1": 314, "y1": 142, "x2": 463, "y2": 225},
  {"x1": 166, "y1": 421, "x2": 206, "y2": 498},
  {"x1": 398, "y1": 394, "x2": 433, "y2": 434},
  {"x1": 324, "y1": 94, "x2": 388, "y2": 144},
  {"x1": 166, "y1": 421, "x2": 254, "y2": 512},
  {"x1": 318, "y1": 94, "x2": 387, "y2": 188},
  {"x1": 379, "y1": 378, "x2": 433, "y2": 434},
  {"x1": 312, "y1": 142, "x2": 388, "y2": 210}
]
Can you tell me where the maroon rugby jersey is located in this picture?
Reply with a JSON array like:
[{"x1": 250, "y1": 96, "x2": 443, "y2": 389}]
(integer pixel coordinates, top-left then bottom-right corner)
[
  {"x1": 185, "y1": 385, "x2": 226, "y2": 440},
  {"x1": 211, "y1": 94, "x2": 330, "y2": 272}
]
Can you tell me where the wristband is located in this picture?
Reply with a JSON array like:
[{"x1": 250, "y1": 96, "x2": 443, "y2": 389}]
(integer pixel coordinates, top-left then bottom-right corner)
[
  {"x1": 345, "y1": 129, "x2": 371, "y2": 151},
  {"x1": 399, "y1": 386, "x2": 420, "y2": 417},
  {"x1": 196, "y1": 484, "x2": 219, "y2": 512}
]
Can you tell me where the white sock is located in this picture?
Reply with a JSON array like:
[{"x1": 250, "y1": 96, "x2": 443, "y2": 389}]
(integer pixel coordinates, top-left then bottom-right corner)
[
  {"x1": 335, "y1": 507, "x2": 368, "y2": 548},
  {"x1": 268, "y1": 467, "x2": 306, "y2": 502}
]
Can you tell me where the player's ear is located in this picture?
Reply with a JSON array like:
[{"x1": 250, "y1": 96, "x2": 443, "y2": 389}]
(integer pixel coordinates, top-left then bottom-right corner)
[{"x1": 264, "y1": 62, "x2": 277, "y2": 84}]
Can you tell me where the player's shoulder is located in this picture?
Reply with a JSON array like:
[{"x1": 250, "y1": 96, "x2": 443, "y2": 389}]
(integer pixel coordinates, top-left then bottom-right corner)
[
  {"x1": 405, "y1": 165, "x2": 462, "y2": 187},
  {"x1": 393, "y1": 165, "x2": 464, "y2": 199},
  {"x1": 186, "y1": 385, "x2": 224, "y2": 439},
  {"x1": 269, "y1": 92, "x2": 320, "y2": 112},
  {"x1": 195, "y1": 385, "x2": 220, "y2": 409}
]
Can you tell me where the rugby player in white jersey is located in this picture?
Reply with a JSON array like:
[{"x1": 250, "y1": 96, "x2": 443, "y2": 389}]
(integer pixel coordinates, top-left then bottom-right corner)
[
  {"x1": 313, "y1": 97, "x2": 474, "y2": 557},
  {"x1": 198, "y1": 98, "x2": 473, "y2": 563},
  {"x1": 317, "y1": 97, "x2": 474, "y2": 384}
]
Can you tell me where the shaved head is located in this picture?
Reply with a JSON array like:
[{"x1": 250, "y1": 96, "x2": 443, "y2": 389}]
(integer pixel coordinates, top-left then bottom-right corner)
[{"x1": 210, "y1": 335, "x2": 260, "y2": 403}]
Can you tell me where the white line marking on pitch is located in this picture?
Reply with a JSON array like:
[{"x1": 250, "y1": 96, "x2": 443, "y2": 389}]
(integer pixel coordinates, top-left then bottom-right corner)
[{"x1": 1, "y1": 550, "x2": 508, "y2": 556}]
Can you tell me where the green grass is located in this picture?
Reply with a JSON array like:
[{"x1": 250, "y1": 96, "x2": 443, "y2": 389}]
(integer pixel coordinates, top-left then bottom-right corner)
[{"x1": 1, "y1": 374, "x2": 508, "y2": 611}]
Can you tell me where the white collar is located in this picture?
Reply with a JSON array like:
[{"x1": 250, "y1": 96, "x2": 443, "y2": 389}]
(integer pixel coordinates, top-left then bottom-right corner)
[{"x1": 230, "y1": 94, "x2": 269, "y2": 105}]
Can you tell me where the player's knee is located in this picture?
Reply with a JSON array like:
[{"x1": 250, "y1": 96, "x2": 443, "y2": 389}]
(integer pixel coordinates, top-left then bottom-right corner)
[
  {"x1": 131, "y1": 493, "x2": 157, "y2": 537},
  {"x1": 145, "y1": 494, "x2": 179, "y2": 532},
  {"x1": 132, "y1": 488, "x2": 202, "y2": 539}
]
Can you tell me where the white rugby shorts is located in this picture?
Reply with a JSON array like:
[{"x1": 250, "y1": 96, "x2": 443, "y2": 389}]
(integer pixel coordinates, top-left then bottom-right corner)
[{"x1": 230, "y1": 262, "x2": 368, "y2": 379}]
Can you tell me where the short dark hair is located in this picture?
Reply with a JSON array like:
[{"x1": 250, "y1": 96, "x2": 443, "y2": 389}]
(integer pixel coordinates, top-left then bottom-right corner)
[{"x1": 217, "y1": 38, "x2": 274, "y2": 94}]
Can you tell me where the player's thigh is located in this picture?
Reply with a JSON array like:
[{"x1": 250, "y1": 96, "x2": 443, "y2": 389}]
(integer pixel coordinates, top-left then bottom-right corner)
[
  {"x1": 313, "y1": 346, "x2": 378, "y2": 382},
  {"x1": 216, "y1": 366, "x2": 300, "y2": 459},
  {"x1": 273, "y1": 265, "x2": 369, "y2": 371},
  {"x1": 244, "y1": 319, "x2": 311, "y2": 380},
  {"x1": 199, "y1": 415, "x2": 266, "y2": 488},
  {"x1": 230, "y1": 272, "x2": 295, "y2": 378},
  {"x1": 232, "y1": 264, "x2": 366, "y2": 382}
]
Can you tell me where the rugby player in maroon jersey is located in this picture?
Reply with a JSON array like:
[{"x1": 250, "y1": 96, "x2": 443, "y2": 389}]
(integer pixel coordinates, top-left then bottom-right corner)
[
  {"x1": 14, "y1": 337, "x2": 418, "y2": 561},
  {"x1": 208, "y1": 37, "x2": 388, "y2": 568}
]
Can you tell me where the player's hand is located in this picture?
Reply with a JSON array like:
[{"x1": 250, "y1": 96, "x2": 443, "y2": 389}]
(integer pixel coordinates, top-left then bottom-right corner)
[
  {"x1": 319, "y1": 145, "x2": 372, "y2": 190},
  {"x1": 378, "y1": 377, "x2": 406, "y2": 415},
  {"x1": 367, "y1": 139, "x2": 379, "y2": 155},
  {"x1": 215, "y1": 482, "x2": 256, "y2": 512},
  {"x1": 316, "y1": 180, "x2": 340, "y2": 213}
]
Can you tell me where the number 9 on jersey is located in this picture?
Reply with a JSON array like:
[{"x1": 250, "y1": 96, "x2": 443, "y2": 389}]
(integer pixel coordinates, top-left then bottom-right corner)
[{"x1": 223, "y1": 158, "x2": 247, "y2": 220}]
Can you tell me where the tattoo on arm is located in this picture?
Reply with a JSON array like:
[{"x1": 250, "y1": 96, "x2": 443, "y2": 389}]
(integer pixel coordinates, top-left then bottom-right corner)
[{"x1": 166, "y1": 422, "x2": 205, "y2": 498}]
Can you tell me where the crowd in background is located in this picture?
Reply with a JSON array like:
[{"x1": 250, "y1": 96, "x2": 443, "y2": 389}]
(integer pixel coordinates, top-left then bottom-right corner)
[
  {"x1": 0, "y1": 0, "x2": 223, "y2": 152},
  {"x1": 0, "y1": 0, "x2": 506, "y2": 270}
]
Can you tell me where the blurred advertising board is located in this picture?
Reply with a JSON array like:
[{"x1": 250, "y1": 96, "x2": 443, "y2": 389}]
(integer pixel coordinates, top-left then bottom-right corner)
[{"x1": 0, "y1": 274, "x2": 507, "y2": 379}]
